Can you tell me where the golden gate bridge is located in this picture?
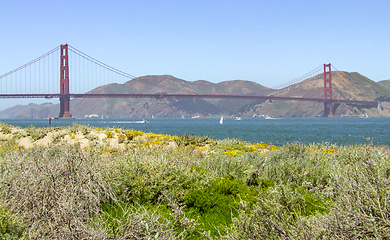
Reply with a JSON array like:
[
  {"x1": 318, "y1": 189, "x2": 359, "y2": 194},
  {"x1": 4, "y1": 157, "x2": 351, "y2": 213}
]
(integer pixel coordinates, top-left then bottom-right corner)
[{"x1": 0, "y1": 44, "x2": 378, "y2": 118}]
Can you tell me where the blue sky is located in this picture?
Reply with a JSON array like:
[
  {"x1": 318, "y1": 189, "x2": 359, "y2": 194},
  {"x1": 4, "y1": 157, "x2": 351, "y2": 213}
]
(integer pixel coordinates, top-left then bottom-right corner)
[{"x1": 0, "y1": 0, "x2": 389, "y2": 110}]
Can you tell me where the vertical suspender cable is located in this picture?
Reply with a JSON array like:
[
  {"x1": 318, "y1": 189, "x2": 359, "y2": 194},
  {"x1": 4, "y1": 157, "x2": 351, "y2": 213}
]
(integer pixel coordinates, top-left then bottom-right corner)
[
  {"x1": 15, "y1": 69, "x2": 16, "y2": 93},
  {"x1": 44, "y1": 56, "x2": 46, "y2": 94},
  {"x1": 79, "y1": 53, "x2": 82, "y2": 93},
  {"x1": 92, "y1": 56, "x2": 94, "y2": 91},
  {"x1": 71, "y1": 50, "x2": 74, "y2": 93},
  {"x1": 87, "y1": 56, "x2": 89, "y2": 92},
  {"x1": 39, "y1": 59, "x2": 41, "y2": 93},
  {"x1": 80, "y1": 53, "x2": 82, "y2": 93},
  {"x1": 98, "y1": 59, "x2": 101, "y2": 88},
  {"x1": 15, "y1": 68, "x2": 17, "y2": 94},
  {"x1": 83, "y1": 55, "x2": 86, "y2": 93},
  {"x1": 26, "y1": 64, "x2": 29, "y2": 94},
  {"x1": 44, "y1": 53, "x2": 46, "y2": 93},
  {"x1": 85, "y1": 55, "x2": 88, "y2": 93},
  {"x1": 91, "y1": 56, "x2": 93, "y2": 91},
  {"x1": 52, "y1": 49, "x2": 54, "y2": 94},
  {"x1": 47, "y1": 53, "x2": 49, "y2": 94},
  {"x1": 90, "y1": 56, "x2": 93, "y2": 91},
  {"x1": 72, "y1": 50, "x2": 74, "y2": 93},
  {"x1": 31, "y1": 64, "x2": 33, "y2": 94},
  {"x1": 92, "y1": 57, "x2": 94, "y2": 92},
  {"x1": 42, "y1": 55, "x2": 44, "y2": 94},
  {"x1": 15, "y1": 67, "x2": 17, "y2": 93},
  {"x1": 34, "y1": 61, "x2": 35, "y2": 94},
  {"x1": 26, "y1": 59, "x2": 28, "y2": 93}
]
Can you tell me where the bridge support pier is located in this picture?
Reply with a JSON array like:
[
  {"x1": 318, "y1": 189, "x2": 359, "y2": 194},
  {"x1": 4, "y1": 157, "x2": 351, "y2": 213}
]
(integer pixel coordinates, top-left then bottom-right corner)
[
  {"x1": 59, "y1": 44, "x2": 71, "y2": 118},
  {"x1": 59, "y1": 95, "x2": 71, "y2": 118},
  {"x1": 324, "y1": 101, "x2": 333, "y2": 117},
  {"x1": 323, "y1": 64, "x2": 333, "y2": 117}
]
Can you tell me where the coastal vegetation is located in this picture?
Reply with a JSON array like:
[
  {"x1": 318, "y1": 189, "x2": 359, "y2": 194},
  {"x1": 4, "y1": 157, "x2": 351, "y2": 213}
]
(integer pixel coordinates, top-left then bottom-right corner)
[{"x1": 0, "y1": 122, "x2": 389, "y2": 239}]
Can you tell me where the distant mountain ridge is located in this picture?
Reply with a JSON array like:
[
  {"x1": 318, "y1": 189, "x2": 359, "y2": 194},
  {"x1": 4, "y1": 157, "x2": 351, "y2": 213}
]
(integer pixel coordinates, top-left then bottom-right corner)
[
  {"x1": 0, "y1": 72, "x2": 389, "y2": 118},
  {"x1": 253, "y1": 71, "x2": 390, "y2": 117},
  {"x1": 378, "y1": 80, "x2": 390, "y2": 88},
  {"x1": 71, "y1": 75, "x2": 273, "y2": 118}
]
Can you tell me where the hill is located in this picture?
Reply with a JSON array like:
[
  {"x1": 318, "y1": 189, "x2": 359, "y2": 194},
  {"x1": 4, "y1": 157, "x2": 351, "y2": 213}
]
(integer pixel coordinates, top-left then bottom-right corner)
[
  {"x1": 68, "y1": 75, "x2": 273, "y2": 118},
  {"x1": 0, "y1": 72, "x2": 389, "y2": 118},
  {"x1": 378, "y1": 79, "x2": 390, "y2": 88},
  {"x1": 0, "y1": 103, "x2": 59, "y2": 119},
  {"x1": 242, "y1": 71, "x2": 390, "y2": 117},
  {"x1": 0, "y1": 75, "x2": 273, "y2": 118}
]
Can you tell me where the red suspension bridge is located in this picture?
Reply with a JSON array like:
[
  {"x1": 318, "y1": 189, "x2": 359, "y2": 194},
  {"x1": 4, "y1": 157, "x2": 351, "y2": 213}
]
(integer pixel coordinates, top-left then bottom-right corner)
[{"x1": 0, "y1": 44, "x2": 378, "y2": 118}]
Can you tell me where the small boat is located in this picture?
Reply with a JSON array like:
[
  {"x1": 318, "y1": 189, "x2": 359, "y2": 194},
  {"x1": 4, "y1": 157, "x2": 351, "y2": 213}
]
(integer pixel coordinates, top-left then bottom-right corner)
[
  {"x1": 235, "y1": 117, "x2": 242, "y2": 121},
  {"x1": 137, "y1": 119, "x2": 147, "y2": 123},
  {"x1": 85, "y1": 114, "x2": 99, "y2": 118},
  {"x1": 265, "y1": 115, "x2": 274, "y2": 119},
  {"x1": 192, "y1": 116, "x2": 200, "y2": 119},
  {"x1": 219, "y1": 116, "x2": 224, "y2": 125}
]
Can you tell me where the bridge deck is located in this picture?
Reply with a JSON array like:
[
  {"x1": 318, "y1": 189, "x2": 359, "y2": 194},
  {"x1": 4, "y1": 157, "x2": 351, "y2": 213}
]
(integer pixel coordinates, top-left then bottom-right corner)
[{"x1": 0, "y1": 93, "x2": 378, "y2": 106}]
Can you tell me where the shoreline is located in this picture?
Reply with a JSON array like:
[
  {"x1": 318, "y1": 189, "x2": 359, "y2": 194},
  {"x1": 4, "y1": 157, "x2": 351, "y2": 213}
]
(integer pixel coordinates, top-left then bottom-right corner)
[{"x1": 0, "y1": 122, "x2": 388, "y2": 150}]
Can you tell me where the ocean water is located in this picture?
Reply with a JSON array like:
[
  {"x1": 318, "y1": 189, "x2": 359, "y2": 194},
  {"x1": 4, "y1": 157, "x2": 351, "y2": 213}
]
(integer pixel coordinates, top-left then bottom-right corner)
[{"x1": 1, "y1": 117, "x2": 390, "y2": 146}]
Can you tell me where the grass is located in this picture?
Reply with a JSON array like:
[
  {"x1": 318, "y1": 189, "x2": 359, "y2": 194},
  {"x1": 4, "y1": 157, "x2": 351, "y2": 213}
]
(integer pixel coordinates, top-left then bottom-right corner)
[{"x1": 0, "y1": 122, "x2": 389, "y2": 239}]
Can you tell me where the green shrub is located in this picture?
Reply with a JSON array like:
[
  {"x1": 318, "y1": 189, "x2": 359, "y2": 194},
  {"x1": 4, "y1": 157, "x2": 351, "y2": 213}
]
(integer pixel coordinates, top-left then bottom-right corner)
[
  {"x1": 184, "y1": 176, "x2": 257, "y2": 237},
  {"x1": 175, "y1": 134, "x2": 211, "y2": 147},
  {"x1": 0, "y1": 144, "x2": 113, "y2": 239},
  {"x1": 100, "y1": 193, "x2": 198, "y2": 239},
  {"x1": 319, "y1": 163, "x2": 390, "y2": 239},
  {"x1": 124, "y1": 130, "x2": 144, "y2": 140},
  {"x1": 104, "y1": 130, "x2": 115, "y2": 138},
  {"x1": 0, "y1": 124, "x2": 12, "y2": 135},
  {"x1": 108, "y1": 147, "x2": 198, "y2": 204},
  {"x1": 0, "y1": 205, "x2": 25, "y2": 239},
  {"x1": 25, "y1": 126, "x2": 48, "y2": 141},
  {"x1": 224, "y1": 183, "x2": 331, "y2": 239}
]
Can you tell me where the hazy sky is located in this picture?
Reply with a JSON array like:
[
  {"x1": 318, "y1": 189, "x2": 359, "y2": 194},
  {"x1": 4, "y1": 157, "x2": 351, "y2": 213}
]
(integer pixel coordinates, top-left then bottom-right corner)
[{"x1": 0, "y1": 0, "x2": 389, "y2": 110}]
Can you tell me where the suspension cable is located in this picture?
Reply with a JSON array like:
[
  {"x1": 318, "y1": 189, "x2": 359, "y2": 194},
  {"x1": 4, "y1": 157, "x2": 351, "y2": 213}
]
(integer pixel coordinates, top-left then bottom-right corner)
[
  {"x1": 271, "y1": 65, "x2": 323, "y2": 90},
  {"x1": 68, "y1": 45, "x2": 184, "y2": 93},
  {"x1": 68, "y1": 45, "x2": 135, "y2": 79},
  {"x1": 0, "y1": 46, "x2": 60, "y2": 80},
  {"x1": 331, "y1": 65, "x2": 349, "y2": 82}
]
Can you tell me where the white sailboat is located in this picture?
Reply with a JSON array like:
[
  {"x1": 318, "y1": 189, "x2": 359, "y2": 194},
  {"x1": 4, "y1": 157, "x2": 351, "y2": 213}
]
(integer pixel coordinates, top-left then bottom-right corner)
[{"x1": 219, "y1": 116, "x2": 224, "y2": 125}]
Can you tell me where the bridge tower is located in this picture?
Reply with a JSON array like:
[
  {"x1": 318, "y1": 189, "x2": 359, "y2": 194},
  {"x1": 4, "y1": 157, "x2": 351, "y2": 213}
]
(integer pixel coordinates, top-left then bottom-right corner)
[
  {"x1": 323, "y1": 63, "x2": 333, "y2": 117},
  {"x1": 59, "y1": 44, "x2": 71, "y2": 118}
]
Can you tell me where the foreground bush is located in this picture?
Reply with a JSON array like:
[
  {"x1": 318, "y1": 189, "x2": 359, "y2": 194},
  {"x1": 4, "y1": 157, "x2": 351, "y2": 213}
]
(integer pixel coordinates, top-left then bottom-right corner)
[
  {"x1": 0, "y1": 144, "x2": 111, "y2": 239},
  {"x1": 0, "y1": 123, "x2": 389, "y2": 239}
]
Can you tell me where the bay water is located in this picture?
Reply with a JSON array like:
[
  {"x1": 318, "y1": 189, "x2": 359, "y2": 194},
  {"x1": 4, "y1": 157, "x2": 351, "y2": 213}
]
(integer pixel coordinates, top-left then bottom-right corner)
[{"x1": 1, "y1": 117, "x2": 389, "y2": 146}]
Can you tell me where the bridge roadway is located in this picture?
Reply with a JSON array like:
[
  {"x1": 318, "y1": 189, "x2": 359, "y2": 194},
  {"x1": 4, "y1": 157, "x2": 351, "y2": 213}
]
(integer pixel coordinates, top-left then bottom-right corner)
[{"x1": 0, "y1": 93, "x2": 379, "y2": 106}]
